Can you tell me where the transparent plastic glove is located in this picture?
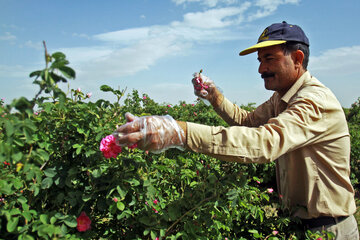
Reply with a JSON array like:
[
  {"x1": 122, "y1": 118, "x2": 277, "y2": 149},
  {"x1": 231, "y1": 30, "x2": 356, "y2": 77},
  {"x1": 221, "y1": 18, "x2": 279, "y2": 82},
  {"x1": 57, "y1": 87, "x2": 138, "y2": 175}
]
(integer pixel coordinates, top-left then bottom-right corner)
[
  {"x1": 192, "y1": 70, "x2": 215, "y2": 99},
  {"x1": 192, "y1": 69, "x2": 223, "y2": 107},
  {"x1": 113, "y1": 113, "x2": 185, "y2": 154}
]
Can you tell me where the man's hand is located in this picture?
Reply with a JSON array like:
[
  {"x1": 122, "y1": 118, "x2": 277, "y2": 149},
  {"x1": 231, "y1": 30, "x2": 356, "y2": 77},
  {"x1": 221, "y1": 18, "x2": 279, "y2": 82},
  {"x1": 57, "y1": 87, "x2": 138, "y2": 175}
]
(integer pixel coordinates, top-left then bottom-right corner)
[
  {"x1": 114, "y1": 113, "x2": 186, "y2": 153},
  {"x1": 192, "y1": 71, "x2": 224, "y2": 108}
]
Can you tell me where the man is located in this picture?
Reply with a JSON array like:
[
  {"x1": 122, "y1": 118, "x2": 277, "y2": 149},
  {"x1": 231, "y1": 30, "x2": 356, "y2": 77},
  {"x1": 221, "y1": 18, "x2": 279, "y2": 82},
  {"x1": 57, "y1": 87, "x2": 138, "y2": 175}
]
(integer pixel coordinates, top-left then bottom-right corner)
[{"x1": 115, "y1": 21, "x2": 359, "y2": 238}]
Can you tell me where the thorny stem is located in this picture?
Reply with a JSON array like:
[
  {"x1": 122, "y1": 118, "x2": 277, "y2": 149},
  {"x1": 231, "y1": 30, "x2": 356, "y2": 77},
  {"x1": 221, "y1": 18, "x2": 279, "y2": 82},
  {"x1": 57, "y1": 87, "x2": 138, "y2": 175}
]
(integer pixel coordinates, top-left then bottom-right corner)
[{"x1": 33, "y1": 41, "x2": 50, "y2": 103}]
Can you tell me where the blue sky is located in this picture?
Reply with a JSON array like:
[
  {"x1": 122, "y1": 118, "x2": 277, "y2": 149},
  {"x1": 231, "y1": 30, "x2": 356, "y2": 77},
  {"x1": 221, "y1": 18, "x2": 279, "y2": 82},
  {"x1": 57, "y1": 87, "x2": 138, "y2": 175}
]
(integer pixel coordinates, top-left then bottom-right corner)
[{"x1": 1, "y1": 0, "x2": 360, "y2": 108}]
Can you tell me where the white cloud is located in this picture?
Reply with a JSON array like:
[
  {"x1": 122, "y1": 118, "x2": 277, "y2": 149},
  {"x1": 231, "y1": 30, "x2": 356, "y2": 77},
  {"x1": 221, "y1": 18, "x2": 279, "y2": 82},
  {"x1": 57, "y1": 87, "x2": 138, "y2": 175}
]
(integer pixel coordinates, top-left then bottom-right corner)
[
  {"x1": 180, "y1": 5, "x2": 250, "y2": 29},
  {"x1": 94, "y1": 27, "x2": 151, "y2": 44},
  {"x1": 310, "y1": 45, "x2": 360, "y2": 74},
  {"x1": 70, "y1": 35, "x2": 190, "y2": 81},
  {"x1": 57, "y1": 46, "x2": 114, "y2": 65},
  {"x1": 0, "y1": 32, "x2": 16, "y2": 41},
  {"x1": 247, "y1": 0, "x2": 300, "y2": 21}
]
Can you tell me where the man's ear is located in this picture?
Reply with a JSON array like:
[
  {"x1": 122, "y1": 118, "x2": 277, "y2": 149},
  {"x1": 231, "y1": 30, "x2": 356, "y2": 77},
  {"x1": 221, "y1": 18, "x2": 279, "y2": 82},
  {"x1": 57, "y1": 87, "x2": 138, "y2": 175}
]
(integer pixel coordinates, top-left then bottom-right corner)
[{"x1": 292, "y1": 50, "x2": 304, "y2": 68}]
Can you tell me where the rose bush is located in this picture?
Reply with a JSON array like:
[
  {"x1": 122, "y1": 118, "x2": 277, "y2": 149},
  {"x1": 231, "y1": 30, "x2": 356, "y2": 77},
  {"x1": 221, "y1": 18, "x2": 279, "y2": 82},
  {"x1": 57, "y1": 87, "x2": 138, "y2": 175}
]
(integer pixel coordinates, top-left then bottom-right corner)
[{"x1": 0, "y1": 47, "x2": 358, "y2": 239}]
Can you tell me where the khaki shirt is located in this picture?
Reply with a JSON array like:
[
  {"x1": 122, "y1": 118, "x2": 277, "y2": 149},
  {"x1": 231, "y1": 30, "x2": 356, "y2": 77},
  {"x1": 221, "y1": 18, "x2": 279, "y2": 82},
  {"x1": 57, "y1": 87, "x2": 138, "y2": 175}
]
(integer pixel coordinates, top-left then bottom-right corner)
[{"x1": 186, "y1": 71, "x2": 356, "y2": 219}]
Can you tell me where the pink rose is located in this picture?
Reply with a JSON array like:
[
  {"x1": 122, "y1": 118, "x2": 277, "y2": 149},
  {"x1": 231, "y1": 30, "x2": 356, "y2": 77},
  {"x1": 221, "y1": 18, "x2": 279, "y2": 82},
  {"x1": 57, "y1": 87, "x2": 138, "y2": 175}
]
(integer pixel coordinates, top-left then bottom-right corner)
[
  {"x1": 100, "y1": 135, "x2": 122, "y2": 158},
  {"x1": 77, "y1": 212, "x2": 91, "y2": 232},
  {"x1": 267, "y1": 188, "x2": 274, "y2": 193}
]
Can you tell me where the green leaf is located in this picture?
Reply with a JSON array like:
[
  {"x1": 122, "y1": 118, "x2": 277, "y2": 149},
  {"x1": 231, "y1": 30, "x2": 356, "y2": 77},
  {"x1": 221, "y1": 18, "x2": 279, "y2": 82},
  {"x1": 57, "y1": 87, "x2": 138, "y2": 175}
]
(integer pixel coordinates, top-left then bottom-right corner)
[
  {"x1": 19, "y1": 234, "x2": 35, "y2": 240},
  {"x1": 24, "y1": 118, "x2": 37, "y2": 131},
  {"x1": 36, "y1": 149, "x2": 50, "y2": 161},
  {"x1": 82, "y1": 194, "x2": 92, "y2": 202},
  {"x1": 59, "y1": 66, "x2": 76, "y2": 79},
  {"x1": 41, "y1": 177, "x2": 53, "y2": 189},
  {"x1": 64, "y1": 216, "x2": 77, "y2": 228},
  {"x1": 13, "y1": 178, "x2": 23, "y2": 189},
  {"x1": 143, "y1": 229, "x2": 150, "y2": 236},
  {"x1": 52, "y1": 52, "x2": 66, "y2": 60},
  {"x1": 117, "y1": 210, "x2": 131, "y2": 220},
  {"x1": 117, "y1": 201, "x2": 125, "y2": 211},
  {"x1": 12, "y1": 152, "x2": 23, "y2": 162},
  {"x1": 116, "y1": 186, "x2": 127, "y2": 199},
  {"x1": 29, "y1": 70, "x2": 42, "y2": 78},
  {"x1": 40, "y1": 214, "x2": 49, "y2": 224},
  {"x1": 44, "y1": 168, "x2": 57, "y2": 177},
  {"x1": 37, "y1": 224, "x2": 56, "y2": 237},
  {"x1": 50, "y1": 216, "x2": 57, "y2": 225},
  {"x1": 100, "y1": 85, "x2": 113, "y2": 92},
  {"x1": 126, "y1": 178, "x2": 140, "y2": 187},
  {"x1": 4, "y1": 120, "x2": 15, "y2": 137},
  {"x1": 10, "y1": 208, "x2": 21, "y2": 216},
  {"x1": 150, "y1": 231, "x2": 157, "y2": 240},
  {"x1": 92, "y1": 169, "x2": 101, "y2": 178},
  {"x1": 23, "y1": 127, "x2": 34, "y2": 143},
  {"x1": 22, "y1": 211, "x2": 32, "y2": 221},
  {"x1": 17, "y1": 196, "x2": 27, "y2": 204},
  {"x1": 7, "y1": 216, "x2": 19, "y2": 232}
]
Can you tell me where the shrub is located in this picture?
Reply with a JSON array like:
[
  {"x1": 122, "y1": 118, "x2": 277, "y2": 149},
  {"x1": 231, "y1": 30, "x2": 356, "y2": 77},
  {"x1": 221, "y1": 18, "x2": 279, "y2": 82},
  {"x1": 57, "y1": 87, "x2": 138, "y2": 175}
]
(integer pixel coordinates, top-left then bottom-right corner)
[
  {"x1": 346, "y1": 98, "x2": 360, "y2": 190},
  {"x1": 0, "y1": 47, "x2": 356, "y2": 239}
]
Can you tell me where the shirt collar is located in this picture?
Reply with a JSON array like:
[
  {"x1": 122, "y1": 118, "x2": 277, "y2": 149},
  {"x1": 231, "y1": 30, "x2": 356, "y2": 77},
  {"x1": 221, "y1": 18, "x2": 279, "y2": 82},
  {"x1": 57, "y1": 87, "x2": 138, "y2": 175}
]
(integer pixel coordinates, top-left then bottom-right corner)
[{"x1": 281, "y1": 71, "x2": 310, "y2": 104}]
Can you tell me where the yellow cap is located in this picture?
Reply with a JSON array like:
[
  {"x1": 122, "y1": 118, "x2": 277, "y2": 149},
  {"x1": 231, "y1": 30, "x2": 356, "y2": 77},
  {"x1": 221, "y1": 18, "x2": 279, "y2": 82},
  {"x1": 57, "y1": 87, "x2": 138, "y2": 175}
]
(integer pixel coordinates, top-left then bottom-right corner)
[{"x1": 239, "y1": 40, "x2": 286, "y2": 56}]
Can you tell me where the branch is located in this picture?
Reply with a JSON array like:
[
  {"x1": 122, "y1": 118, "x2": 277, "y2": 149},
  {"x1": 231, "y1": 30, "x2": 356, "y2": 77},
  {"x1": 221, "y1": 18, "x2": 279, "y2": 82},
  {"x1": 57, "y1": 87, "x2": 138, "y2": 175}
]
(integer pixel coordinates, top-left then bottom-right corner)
[{"x1": 164, "y1": 194, "x2": 216, "y2": 238}]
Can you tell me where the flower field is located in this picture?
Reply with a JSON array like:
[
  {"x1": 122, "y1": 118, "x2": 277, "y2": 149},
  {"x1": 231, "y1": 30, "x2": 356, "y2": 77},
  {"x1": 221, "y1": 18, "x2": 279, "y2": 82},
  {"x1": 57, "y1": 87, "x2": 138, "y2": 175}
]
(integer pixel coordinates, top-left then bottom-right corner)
[{"x1": 0, "y1": 50, "x2": 359, "y2": 239}]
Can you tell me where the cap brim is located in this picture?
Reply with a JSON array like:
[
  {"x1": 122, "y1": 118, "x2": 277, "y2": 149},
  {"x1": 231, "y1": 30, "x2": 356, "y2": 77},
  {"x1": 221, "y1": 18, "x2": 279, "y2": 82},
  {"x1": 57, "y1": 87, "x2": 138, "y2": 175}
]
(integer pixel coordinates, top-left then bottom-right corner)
[{"x1": 239, "y1": 40, "x2": 286, "y2": 56}]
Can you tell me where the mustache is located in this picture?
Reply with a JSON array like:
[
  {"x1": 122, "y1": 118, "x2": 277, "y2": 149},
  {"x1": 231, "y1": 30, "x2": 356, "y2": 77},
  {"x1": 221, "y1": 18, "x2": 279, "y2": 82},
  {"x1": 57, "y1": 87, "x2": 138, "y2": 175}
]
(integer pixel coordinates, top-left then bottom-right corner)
[{"x1": 261, "y1": 72, "x2": 275, "y2": 79}]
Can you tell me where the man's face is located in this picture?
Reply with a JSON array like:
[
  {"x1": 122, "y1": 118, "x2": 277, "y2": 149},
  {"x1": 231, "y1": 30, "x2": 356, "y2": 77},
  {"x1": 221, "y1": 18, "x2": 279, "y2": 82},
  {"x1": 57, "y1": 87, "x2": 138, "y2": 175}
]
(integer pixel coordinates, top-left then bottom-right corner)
[{"x1": 257, "y1": 45, "x2": 299, "y2": 96}]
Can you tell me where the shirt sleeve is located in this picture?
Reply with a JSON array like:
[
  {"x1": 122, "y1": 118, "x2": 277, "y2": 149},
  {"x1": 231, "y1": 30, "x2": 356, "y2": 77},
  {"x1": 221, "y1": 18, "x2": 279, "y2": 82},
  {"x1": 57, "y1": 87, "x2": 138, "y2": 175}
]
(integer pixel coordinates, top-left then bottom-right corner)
[
  {"x1": 186, "y1": 93, "x2": 328, "y2": 164},
  {"x1": 214, "y1": 95, "x2": 277, "y2": 127}
]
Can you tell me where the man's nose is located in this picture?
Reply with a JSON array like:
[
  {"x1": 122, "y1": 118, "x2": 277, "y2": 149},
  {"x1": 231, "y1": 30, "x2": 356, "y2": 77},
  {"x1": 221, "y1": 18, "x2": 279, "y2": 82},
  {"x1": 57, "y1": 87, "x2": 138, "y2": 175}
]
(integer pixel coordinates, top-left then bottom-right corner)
[{"x1": 258, "y1": 62, "x2": 267, "y2": 74}]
